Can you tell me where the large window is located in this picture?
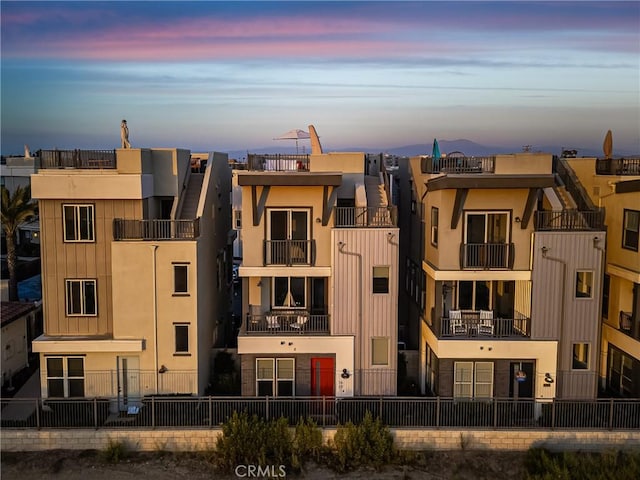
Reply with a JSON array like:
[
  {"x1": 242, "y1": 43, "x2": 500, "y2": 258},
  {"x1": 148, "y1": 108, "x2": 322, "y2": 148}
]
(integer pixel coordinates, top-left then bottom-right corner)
[
  {"x1": 173, "y1": 264, "x2": 188, "y2": 294},
  {"x1": 454, "y1": 361, "x2": 494, "y2": 398},
  {"x1": 267, "y1": 209, "x2": 310, "y2": 265},
  {"x1": 63, "y1": 204, "x2": 94, "y2": 242},
  {"x1": 46, "y1": 357, "x2": 85, "y2": 397},
  {"x1": 575, "y1": 271, "x2": 593, "y2": 298},
  {"x1": 431, "y1": 207, "x2": 439, "y2": 247},
  {"x1": 65, "y1": 279, "x2": 97, "y2": 316},
  {"x1": 372, "y1": 337, "x2": 389, "y2": 366},
  {"x1": 273, "y1": 277, "x2": 305, "y2": 309},
  {"x1": 622, "y1": 209, "x2": 639, "y2": 251},
  {"x1": 174, "y1": 324, "x2": 189, "y2": 354},
  {"x1": 608, "y1": 346, "x2": 636, "y2": 397},
  {"x1": 373, "y1": 266, "x2": 390, "y2": 294},
  {"x1": 256, "y1": 358, "x2": 294, "y2": 396},
  {"x1": 464, "y1": 211, "x2": 509, "y2": 268}
]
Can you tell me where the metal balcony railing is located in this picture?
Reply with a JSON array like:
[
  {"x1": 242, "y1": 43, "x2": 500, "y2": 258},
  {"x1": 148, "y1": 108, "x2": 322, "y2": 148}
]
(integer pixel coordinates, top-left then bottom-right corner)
[
  {"x1": 421, "y1": 156, "x2": 495, "y2": 174},
  {"x1": 113, "y1": 219, "x2": 200, "y2": 240},
  {"x1": 596, "y1": 158, "x2": 640, "y2": 176},
  {"x1": 244, "y1": 312, "x2": 330, "y2": 335},
  {"x1": 39, "y1": 149, "x2": 116, "y2": 169},
  {"x1": 247, "y1": 154, "x2": 310, "y2": 172},
  {"x1": 334, "y1": 206, "x2": 398, "y2": 227},
  {"x1": 263, "y1": 239, "x2": 314, "y2": 266},
  {"x1": 534, "y1": 209, "x2": 605, "y2": 231},
  {"x1": 460, "y1": 243, "x2": 515, "y2": 269},
  {"x1": 440, "y1": 315, "x2": 530, "y2": 339}
]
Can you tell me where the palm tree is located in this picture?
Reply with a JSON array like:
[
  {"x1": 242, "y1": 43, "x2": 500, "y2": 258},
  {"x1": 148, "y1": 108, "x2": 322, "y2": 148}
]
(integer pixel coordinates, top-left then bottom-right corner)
[{"x1": 1, "y1": 185, "x2": 37, "y2": 301}]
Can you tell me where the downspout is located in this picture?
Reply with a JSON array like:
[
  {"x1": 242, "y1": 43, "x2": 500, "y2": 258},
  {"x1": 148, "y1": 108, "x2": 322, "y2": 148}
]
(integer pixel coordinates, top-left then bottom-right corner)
[
  {"x1": 151, "y1": 244, "x2": 159, "y2": 394},
  {"x1": 541, "y1": 245, "x2": 565, "y2": 397},
  {"x1": 337, "y1": 241, "x2": 362, "y2": 395}
]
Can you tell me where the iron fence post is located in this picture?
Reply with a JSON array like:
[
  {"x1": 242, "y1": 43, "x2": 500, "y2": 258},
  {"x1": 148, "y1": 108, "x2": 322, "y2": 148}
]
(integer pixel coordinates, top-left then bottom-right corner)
[
  {"x1": 493, "y1": 399, "x2": 498, "y2": 429},
  {"x1": 209, "y1": 396, "x2": 213, "y2": 428},
  {"x1": 36, "y1": 398, "x2": 41, "y2": 430},
  {"x1": 266, "y1": 396, "x2": 269, "y2": 421},
  {"x1": 608, "y1": 398, "x2": 614, "y2": 431},
  {"x1": 93, "y1": 397, "x2": 98, "y2": 429},
  {"x1": 152, "y1": 396, "x2": 156, "y2": 429},
  {"x1": 322, "y1": 396, "x2": 326, "y2": 427},
  {"x1": 379, "y1": 397, "x2": 383, "y2": 420},
  {"x1": 551, "y1": 399, "x2": 556, "y2": 430},
  {"x1": 436, "y1": 397, "x2": 440, "y2": 429}
]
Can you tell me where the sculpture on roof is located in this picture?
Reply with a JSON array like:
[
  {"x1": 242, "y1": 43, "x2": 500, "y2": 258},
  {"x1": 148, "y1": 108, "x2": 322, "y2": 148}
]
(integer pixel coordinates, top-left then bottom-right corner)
[{"x1": 121, "y1": 119, "x2": 131, "y2": 149}]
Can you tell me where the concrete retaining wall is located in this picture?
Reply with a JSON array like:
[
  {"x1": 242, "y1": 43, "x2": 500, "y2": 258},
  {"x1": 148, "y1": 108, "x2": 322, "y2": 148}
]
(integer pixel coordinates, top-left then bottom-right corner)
[{"x1": 2, "y1": 428, "x2": 639, "y2": 453}]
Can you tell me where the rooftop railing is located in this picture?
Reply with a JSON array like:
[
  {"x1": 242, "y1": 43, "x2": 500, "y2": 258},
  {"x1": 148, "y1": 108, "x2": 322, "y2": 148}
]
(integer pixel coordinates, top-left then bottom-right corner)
[
  {"x1": 334, "y1": 206, "x2": 398, "y2": 227},
  {"x1": 534, "y1": 209, "x2": 605, "y2": 231},
  {"x1": 40, "y1": 149, "x2": 116, "y2": 169},
  {"x1": 596, "y1": 158, "x2": 640, "y2": 176},
  {"x1": 421, "y1": 156, "x2": 495, "y2": 174},
  {"x1": 247, "y1": 154, "x2": 310, "y2": 172},
  {"x1": 113, "y1": 218, "x2": 200, "y2": 241}
]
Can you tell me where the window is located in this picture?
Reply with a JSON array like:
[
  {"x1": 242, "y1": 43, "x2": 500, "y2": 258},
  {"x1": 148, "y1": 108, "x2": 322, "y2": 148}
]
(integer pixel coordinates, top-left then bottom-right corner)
[
  {"x1": 572, "y1": 343, "x2": 590, "y2": 370},
  {"x1": 372, "y1": 337, "x2": 389, "y2": 365},
  {"x1": 373, "y1": 266, "x2": 389, "y2": 294},
  {"x1": 602, "y1": 274, "x2": 610, "y2": 319},
  {"x1": 234, "y1": 210, "x2": 242, "y2": 229},
  {"x1": 454, "y1": 361, "x2": 494, "y2": 398},
  {"x1": 267, "y1": 209, "x2": 310, "y2": 265},
  {"x1": 174, "y1": 324, "x2": 189, "y2": 354},
  {"x1": 575, "y1": 271, "x2": 593, "y2": 298},
  {"x1": 273, "y1": 277, "x2": 305, "y2": 308},
  {"x1": 464, "y1": 211, "x2": 509, "y2": 268},
  {"x1": 608, "y1": 346, "x2": 635, "y2": 397},
  {"x1": 256, "y1": 358, "x2": 295, "y2": 396},
  {"x1": 622, "y1": 209, "x2": 639, "y2": 251},
  {"x1": 431, "y1": 207, "x2": 439, "y2": 247},
  {"x1": 63, "y1": 205, "x2": 94, "y2": 242},
  {"x1": 65, "y1": 279, "x2": 97, "y2": 316},
  {"x1": 173, "y1": 264, "x2": 188, "y2": 294},
  {"x1": 46, "y1": 357, "x2": 84, "y2": 397}
]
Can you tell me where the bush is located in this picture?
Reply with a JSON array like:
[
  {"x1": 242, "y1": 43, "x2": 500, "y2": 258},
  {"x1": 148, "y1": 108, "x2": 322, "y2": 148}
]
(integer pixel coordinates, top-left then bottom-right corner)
[
  {"x1": 525, "y1": 448, "x2": 640, "y2": 480},
  {"x1": 102, "y1": 439, "x2": 128, "y2": 463},
  {"x1": 292, "y1": 417, "x2": 324, "y2": 468},
  {"x1": 332, "y1": 410, "x2": 395, "y2": 472}
]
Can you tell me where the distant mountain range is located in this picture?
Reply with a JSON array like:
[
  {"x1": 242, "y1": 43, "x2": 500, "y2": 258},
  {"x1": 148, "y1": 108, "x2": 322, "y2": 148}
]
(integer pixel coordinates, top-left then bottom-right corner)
[{"x1": 223, "y1": 139, "x2": 610, "y2": 160}]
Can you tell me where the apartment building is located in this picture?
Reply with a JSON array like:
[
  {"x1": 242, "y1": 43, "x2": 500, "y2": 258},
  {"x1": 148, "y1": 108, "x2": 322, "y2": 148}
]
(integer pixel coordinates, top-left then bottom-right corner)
[
  {"x1": 30, "y1": 148, "x2": 232, "y2": 410},
  {"x1": 405, "y1": 152, "x2": 606, "y2": 401},
  {"x1": 236, "y1": 128, "x2": 399, "y2": 397},
  {"x1": 565, "y1": 155, "x2": 640, "y2": 397}
]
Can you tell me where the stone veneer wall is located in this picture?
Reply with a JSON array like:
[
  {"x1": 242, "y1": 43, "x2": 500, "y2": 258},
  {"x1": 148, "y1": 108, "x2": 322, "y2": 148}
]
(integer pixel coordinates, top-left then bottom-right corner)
[{"x1": 2, "y1": 429, "x2": 639, "y2": 453}]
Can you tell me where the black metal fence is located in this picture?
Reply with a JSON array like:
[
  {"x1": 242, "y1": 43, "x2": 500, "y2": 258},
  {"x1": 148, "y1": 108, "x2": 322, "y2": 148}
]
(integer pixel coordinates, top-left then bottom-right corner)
[
  {"x1": 113, "y1": 218, "x2": 200, "y2": 240},
  {"x1": 2, "y1": 396, "x2": 639, "y2": 430},
  {"x1": 40, "y1": 149, "x2": 116, "y2": 169}
]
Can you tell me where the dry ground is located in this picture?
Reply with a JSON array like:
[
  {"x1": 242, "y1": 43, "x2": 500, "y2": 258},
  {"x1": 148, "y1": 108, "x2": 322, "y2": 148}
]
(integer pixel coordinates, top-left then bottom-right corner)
[{"x1": 1, "y1": 449, "x2": 527, "y2": 480}]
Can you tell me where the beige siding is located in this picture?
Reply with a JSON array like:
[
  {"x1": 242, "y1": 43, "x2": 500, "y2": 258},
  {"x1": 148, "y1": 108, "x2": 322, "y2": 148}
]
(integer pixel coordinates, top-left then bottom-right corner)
[{"x1": 40, "y1": 199, "x2": 142, "y2": 336}]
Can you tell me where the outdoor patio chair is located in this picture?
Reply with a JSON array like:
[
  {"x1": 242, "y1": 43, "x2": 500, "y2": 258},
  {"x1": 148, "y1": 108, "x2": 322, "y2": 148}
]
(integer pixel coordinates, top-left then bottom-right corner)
[
  {"x1": 290, "y1": 314, "x2": 308, "y2": 331},
  {"x1": 449, "y1": 310, "x2": 466, "y2": 335},
  {"x1": 478, "y1": 310, "x2": 494, "y2": 336},
  {"x1": 266, "y1": 314, "x2": 280, "y2": 329}
]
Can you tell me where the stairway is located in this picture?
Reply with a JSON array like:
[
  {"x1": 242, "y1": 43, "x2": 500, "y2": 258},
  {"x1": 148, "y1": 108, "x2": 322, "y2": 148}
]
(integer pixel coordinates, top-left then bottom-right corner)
[
  {"x1": 364, "y1": 175, "x2": 391, "y2": 226},
  {"x1": 180, "y1": 173, "x2": 204, "y2": 219}
]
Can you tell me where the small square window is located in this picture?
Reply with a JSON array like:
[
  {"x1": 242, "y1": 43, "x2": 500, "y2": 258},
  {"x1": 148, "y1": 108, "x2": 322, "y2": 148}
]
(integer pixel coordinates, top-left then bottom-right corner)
[
  {"x1": 622, "y1": 209, "x2": 639, "y2": 251},
  {"x1": 373, "y1": 266, "x2": 389, "y2": 294},
  {"x1": 572, "y1": 343, "x2": 590, "y2": 370},
  {"x1": 174, "y1": 265, "x2": 188, "y2": 294},
  {"x1": 174, "y1": 324, "x2": 189, "y2": 353},
  {"x1": 372, "y1": 337, "x2": 389, "y2": 365},
  {"x1": 65, "y1": 279, "x2": 97, "y2": 316},
  {"x1": 431, "y1": 207, "x2": 439, "y2": 247},
  {"x1": 63, "y1": 204, "x2": 95, "y2": 242},
  {"x1": 575, "y1": 271, "x2": 593, "y2": 298}
]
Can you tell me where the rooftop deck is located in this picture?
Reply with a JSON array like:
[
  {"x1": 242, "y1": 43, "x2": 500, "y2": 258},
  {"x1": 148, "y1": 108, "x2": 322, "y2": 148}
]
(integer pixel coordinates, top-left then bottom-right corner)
[{"x1": 39, "y1": 149, "x2": 116, "y2": 169}]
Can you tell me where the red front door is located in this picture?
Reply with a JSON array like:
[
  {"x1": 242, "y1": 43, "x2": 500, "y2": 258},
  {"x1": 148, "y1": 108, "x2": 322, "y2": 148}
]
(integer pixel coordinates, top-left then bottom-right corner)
[{"x1": 310, "y1": 357, "x2": 334, "y2": 396}]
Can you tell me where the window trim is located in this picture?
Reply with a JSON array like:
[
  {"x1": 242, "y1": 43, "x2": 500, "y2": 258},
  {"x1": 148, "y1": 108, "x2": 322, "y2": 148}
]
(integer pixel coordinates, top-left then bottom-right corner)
[
  {"x1": 622, "y1": 209, "x2": 639, "y2": 252},
  {"x1": 371, "y1": 337, "x2": 390, "y2": 366},
  {"x1": 572, "y1": 343, "x2": 590, "y2": 370},
  {"x1": 173, "y1": 263, "x2": 189, "y2": 296},
  {"x1": 65, "y1": 279, "x2": 97, "y2": 317},
  {"x1": 173, "y1": 323, "x2": 190, "y2": 355},
  {"x1": 272, "y1": 276, "x2": 306, "y2": 310},
  {"x1": 255, "y1": 357, "x2": 295, "y2": 396},
  {"x1": 575, "y1": 270, "x2": 594, "y2": 299},
  {"x1": 454, "y1": 361, "x2": 494, "y2": 399},
  {"x1": 373, "y1": 266, "x2": 390, "y2": 294},
  {"x1": 62, "y1": 204, "x2": 95, "y2": 243},
  {"x1": 431, "y1": 207, "x2": 439, "y2": 247}
]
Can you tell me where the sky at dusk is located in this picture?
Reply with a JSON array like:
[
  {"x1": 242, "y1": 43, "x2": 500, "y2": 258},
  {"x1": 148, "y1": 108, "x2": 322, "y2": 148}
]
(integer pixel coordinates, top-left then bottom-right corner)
[{"x1": 1, "y1": 1, "x2": 639, "y2": 156}]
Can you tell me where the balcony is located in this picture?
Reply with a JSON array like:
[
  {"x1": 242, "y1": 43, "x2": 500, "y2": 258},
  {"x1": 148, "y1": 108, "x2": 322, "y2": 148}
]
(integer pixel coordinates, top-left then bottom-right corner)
[
  {"x1": 243, "y1": 311, "x2": 330, "y2": 335},
  {"x1": 421, "y1": 156, "x2": 495, "y2": 174},
  {"x1": 40, "y1": 149, "x2": 116, "y2": 169},
  {"x1": 534, "y1": 209, "x2": 605, "y2": 231},
  {"x1": 247, "y1": 154, "x2": 310, "y2": 172},
  {"x1": 440, "y1": 312, "x2": 530, "y2": 339},
  {"x1": 460, "y1": 243, "x2": 514, "y2": 269},
  {"x1": 596, "y1": 158, "x2": 640, "y2": 176},
  {"x1": 619, "y1": 311, "x2": 640, "y2": 341},
  {"x1": 334, "y1": 206, "x2": 397, "y2": 228},
  {"x1": 263, "y1": 239, "x2": 315, "y2": 266},
  {"x1": 113, "y1": 219, "x2": 200, "y2": 240}
]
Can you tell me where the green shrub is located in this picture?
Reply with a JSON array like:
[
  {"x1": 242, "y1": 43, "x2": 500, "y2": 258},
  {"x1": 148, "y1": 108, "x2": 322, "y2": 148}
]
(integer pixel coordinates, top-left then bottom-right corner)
[
  {"x1": 332, "y1": 410, "x2": 395, "y2": 472},
  {"x1": 102, "y1": 438, "x2": 128, "y2": 463},
  {"x1": 292, "y1": 417, "x2": 324, "y2": 469},
  {"x1": 525, "y1": 448, "x2": 640, "y2": 480}
]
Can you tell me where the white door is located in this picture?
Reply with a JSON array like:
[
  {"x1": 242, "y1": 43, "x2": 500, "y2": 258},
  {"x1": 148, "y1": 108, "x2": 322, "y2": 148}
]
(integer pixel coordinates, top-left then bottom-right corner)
[{"x1": 118, "y1": 356, "x2": 140, "y2": 411}]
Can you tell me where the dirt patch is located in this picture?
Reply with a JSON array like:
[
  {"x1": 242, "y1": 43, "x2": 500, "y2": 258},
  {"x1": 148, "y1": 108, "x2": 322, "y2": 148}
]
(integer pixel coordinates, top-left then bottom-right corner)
[{"x1": 1, "y1": 449, "x2": 527, "y2": 479}]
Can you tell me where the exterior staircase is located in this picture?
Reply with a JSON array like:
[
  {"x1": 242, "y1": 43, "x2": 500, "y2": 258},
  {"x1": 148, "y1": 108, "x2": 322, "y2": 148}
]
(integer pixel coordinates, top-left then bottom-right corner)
[
  {"x1": 364, "y1": 175, "x2": 392, "y2": 226},
  {"x1": 180, "y1": 173, "x2": 204, "y2": 219}
]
